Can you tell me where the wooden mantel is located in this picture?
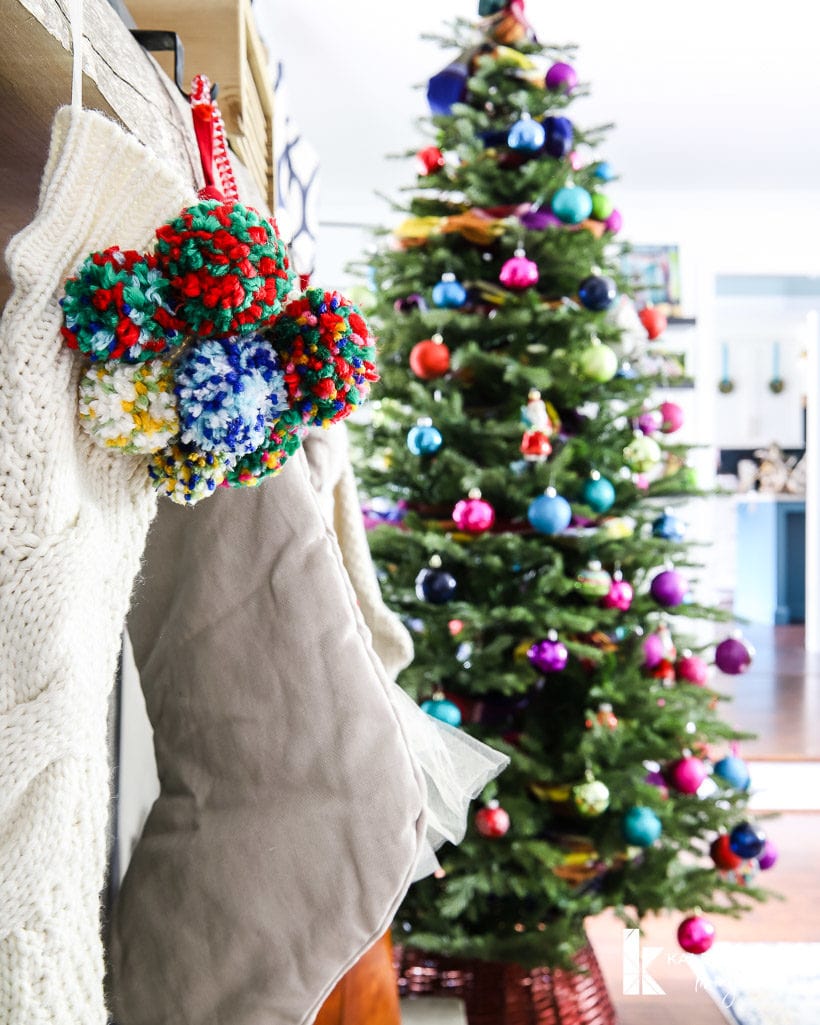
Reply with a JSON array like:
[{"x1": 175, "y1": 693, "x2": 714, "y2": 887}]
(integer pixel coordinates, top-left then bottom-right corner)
[{"x1": 0, "y1": 0, "x2": 202, "y2": 309}]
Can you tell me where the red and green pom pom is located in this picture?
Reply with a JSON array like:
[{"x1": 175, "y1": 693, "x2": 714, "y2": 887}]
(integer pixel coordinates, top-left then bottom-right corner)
[
  {"x1": 268, "y1": 288, "x2": 379, "y2": 429},
  {"x1": 61, "y1": 248, "x2": 186, "y2": 362},
  {"x1": 223, "y1": 423, "x2": 304, "y2": 487},
  {"x1": 155, "y1": 200, "x2": 294, "y2": 339}
]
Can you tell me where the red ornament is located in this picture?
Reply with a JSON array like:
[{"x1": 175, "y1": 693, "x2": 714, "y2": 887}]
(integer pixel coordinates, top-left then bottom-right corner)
[
  {"x1": 520, "y1": 429, "x2": 553, "y2": 461},
  {"x1": 409, "y1": 336, "x2": 451, "y2": 380},
  {"x1": 586, "y1": 703, "x2": 618, "y2": 730},
  {"x1": 638, "y1": 305, "x2": 668, "y2": 340},
  {"x1": 475, "y1": 802, "x2": 510, "y2": 838},
  {"x1": 416, "y1": 145, "x2": 446, "y2": 175},
  {"x1": 666, "y1": 756, "x2": 708, "y2": 794},
  {"x1": 677, "y1": 915, "x2": 715, "y2": 955},
  {"x1": 651, "y1": 658, "x2": 676, "y2": 684},
  {"x1": 710, "y1": 833, "x2": 743, "y2": 870}
]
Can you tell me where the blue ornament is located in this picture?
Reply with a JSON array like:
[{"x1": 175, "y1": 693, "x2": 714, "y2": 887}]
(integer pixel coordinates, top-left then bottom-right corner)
[
  {"x1": 581, "y1": 474, "x2": 616, "y2": 513},
  {"x1": 528, "y1": 488, "x2": 572, "y2": 535},
  {"x1": 551, "y1": 185, "x2": 593, "y2": 224},
  {"x1": 714, "y1": 756, "x2": 751, "y2": 791},
  {"x1": 432, "y1": 274, "x2": 468, "y2": 308},
  {"x1": 407, "y1": 419, "x2": 443, "y2": 455},
  {"x1": 578, "y1": 274, "x2": 617, "y2": 312},
  {"x1": 621, "y1": 806, "x2": 662, "y2": 847},
  {"x1": 421, "y1": 697, "x2": 462, "y2": 727},
  {"x1": 652, "y1": 512, "x2": 686, "y2": 542},
  {"x1": 427, "y1": 61, "x2": 468, "y2": 116},
  {"x1": 729, "y1": 821, "x2": 766, "y2": 859},
  {"x1": 507, "y1": 116, "x2": 546, "y2": 152},
  {"x1": 480, "y1": 128, "x2": 511, "y2": 148},
  {"x1": 415, "y1": 565, "x2": 457, "y2": 604},
  {"x1": 174, "y1": 335, "x2": 286, "y2": 456},
  {"x1": 542, "y1": 116, "x2": 574, "y2": 159},
  {"x1": 593, "y1": 161, "x2": 615, "y2": 181}
]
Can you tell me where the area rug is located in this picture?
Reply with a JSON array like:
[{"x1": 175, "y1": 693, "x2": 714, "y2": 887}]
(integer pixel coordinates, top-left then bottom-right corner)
[{"x1": 691, "y1": 942, "x2": 820, "y2": 1025}]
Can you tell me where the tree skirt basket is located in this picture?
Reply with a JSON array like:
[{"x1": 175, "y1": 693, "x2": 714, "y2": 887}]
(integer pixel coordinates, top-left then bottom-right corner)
[{"x1": 394, "y1": 940, "x2": 617, "y2": 1025}]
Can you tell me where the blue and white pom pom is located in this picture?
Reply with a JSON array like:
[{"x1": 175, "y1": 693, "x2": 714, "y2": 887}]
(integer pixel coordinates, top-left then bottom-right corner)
[
  {"x1": 174, "y1": 335, "x2": 288, "y2": 456},
  {"x1": 78, "y1": 359, "x2": 179, "y2": 453}
]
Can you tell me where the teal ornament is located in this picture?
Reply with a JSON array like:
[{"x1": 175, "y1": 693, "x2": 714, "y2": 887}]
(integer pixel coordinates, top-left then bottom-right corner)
[
  {"x1": 432, "y1": 273, "x2": 467, "y2": 308},
  {"x1": 551, "y1": 185, "x2": 593, "y2": 224},
  {"x1": 508, "y1": 116, "x2": 546, "y2": 152},
  {"x1": 621, "y1": 806, "x2": 662, "y2": 847},
  {"x1": 593, "y1": 161, "x2": 615, "y2": 181},
  {"x1": 582, "y1": 473, "x2": 616, "y2": 513},
  {"x1": 421, "y1": 697, "x2": 462, "y2": 727},
  {"x1": 528, "y1": 487, "x2": 572, "y2": 535},
  {"x1": 714, "y1": 756, "x2": 751, "y2": 791},
  {"x1": 407, "y1": 418, "x2": 442, "y2": 455}
]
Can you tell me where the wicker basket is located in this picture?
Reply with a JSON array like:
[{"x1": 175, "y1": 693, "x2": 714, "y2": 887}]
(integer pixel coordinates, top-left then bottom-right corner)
[{"x1": 395, "y1": 938, "x2": 617, "y2": 1025}]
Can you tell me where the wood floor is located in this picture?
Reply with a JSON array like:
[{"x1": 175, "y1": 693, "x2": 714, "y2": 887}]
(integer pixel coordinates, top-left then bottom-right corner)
[{"x1": 586, "y1": 623, "x2": 820, "y2": 1024}]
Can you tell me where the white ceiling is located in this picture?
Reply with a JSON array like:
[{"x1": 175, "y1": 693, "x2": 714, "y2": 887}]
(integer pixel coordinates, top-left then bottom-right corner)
[{"x1": 256, "y1": 1, "x2": 820, "y2": 224}]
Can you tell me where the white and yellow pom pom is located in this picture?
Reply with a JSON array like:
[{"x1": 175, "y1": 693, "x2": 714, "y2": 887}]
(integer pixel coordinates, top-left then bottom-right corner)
[{"x1": 79, "y1": 359, "x2": 179, "y2": 453}]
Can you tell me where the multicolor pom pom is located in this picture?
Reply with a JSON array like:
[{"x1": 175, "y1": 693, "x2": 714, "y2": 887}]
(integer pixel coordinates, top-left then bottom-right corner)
[
  {"x1": 268, "y1": 288, "x2": 379, "y2": 428},
  {"x1": 148, "y1": 442, "x2": 231, "y2": 505},
  {"x1": 174, "y1": 335, "x2": 287, "y2": 456},
  {"x1": 79, "y1": 359, "x2": 178, "y2": 453},
  {"x1": 155, "y1": 200, "x2": 294, "y2": 338},
  {"x1": 61, "y1": 248, "x2": 185, "y2": 362},
  {"x1": 223, "y1": 423, "x2": 304, "y2": 488}
]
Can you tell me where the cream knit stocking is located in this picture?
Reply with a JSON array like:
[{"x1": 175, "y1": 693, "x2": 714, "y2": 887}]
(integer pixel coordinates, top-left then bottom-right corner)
[{"x1": 0, "y1": 105, "x2": 192, "y2": 1024}]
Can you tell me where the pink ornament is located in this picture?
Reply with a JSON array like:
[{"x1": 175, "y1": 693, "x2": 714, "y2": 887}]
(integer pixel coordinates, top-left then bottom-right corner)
[
  {"x1": 676, "y1": 654, "x2": 709, "y2": 685},
  {"x1": 633, "y1": 472, "x2": 649, "y2": 491},
  {"x1": 569, "y1": 150, "x2": 584, "y2": 170},
  {"x1": 637, "y1": 410, "x2": 663, "y2": 435},
  {"x1": 659, "y1": 401, "x2": 684, "y2": 433},
  {"x1": 715, "y1": 636, "x2": 753, "y2": 675},
  {"x1": 448, "y1": 619, "x2": 464, "y2": 636},
  {"x1": 643, "y1": 627, "x2": 676, "y2": 668},
  {"x1": 667, "y1": 756, "x2": 708, "y2": 794},
  {"x1": 499, "y1": 251, "x2": 539, "y2": 289},
  {"x1": 677, "y1": 915, "x2": 715, "y2": 955},
  {"x1": 604, "y1": 208, "x2": 623, "y2": 233},
  {"x1": 452, "y1": 495, "x2": 495, "y2": 533},
  {"x1": 602, "y1": 579, "x2": 633, "y2": 611}
]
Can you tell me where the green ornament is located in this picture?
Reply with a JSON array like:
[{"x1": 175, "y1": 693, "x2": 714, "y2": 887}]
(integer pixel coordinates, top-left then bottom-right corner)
[
  {"x1": 579, "y1": 341, "x2": 618, "y2": 383},
  {"x1": 623, "y1": 434, "x2": 662, "y2": 472},
  {"x1": 575, "y1": 560, "x2": 612, "y2": 598},
  {"x1": 590, "y1": 192, "x2": 614, "y2": 221},
  {"x1": 573, "y1": 778, "x2": 610, "y2": 817}
]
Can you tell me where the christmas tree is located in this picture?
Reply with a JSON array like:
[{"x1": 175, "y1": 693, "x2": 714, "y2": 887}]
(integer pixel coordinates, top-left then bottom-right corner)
[{"x1": 353, "y1": 0, "x2": 773, "y2": 969}]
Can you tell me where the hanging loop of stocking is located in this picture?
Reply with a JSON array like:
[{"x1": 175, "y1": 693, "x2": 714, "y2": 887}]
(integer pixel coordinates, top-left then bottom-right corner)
[{"x1": 189, "y1": 74, "x2": 239, "y2": 202}]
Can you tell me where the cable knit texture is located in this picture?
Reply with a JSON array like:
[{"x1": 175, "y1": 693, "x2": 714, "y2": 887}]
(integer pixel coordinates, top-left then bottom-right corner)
[{"x1": 0, "y1": 106, "x2": 193, "y2": 1024}]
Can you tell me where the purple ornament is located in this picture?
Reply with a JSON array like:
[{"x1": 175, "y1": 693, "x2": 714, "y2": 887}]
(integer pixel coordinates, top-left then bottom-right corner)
[
  {"x1": 715, "y1": 636, "x2": 753, "y2": 675},
  {"x1": 499, "y1": 253, "x2": 539, "y2": 289},
  {"x1": 757, "y1": 838, "x2": 778, "y2": 870},
  {"x1": 527, "y1": 635, "x2": 568, "y2": 673},
  {"x1": 604, "y1": 208, "x2": 623, "y2": 233},
  {"x1": 650, "y1": 568, "x2": 688, "y2": 607},
  {"x1": 545, "y1": 61, "x2": 578, "y2": 93},
  {"x1": 637, "y1": 410, "x2": 663, "y2": 435},
  {"x1": 644, "y1": 769, "x2": 668, "y2": 792},
  {"x1": 642, "y1": 633, "x2": 665, "y2": 668},
  {"x1": 519, "y1": 209, "x2": 561, "y2": 231},
  {"x1": 394, "y1": 293, "x2": 428, "y2": 313}
]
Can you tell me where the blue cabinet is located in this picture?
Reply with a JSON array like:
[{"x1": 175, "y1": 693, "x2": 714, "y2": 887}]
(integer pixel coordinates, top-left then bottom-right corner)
[{"x1": 734, "y1": 497, "x2": 805, "y2": 624}]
